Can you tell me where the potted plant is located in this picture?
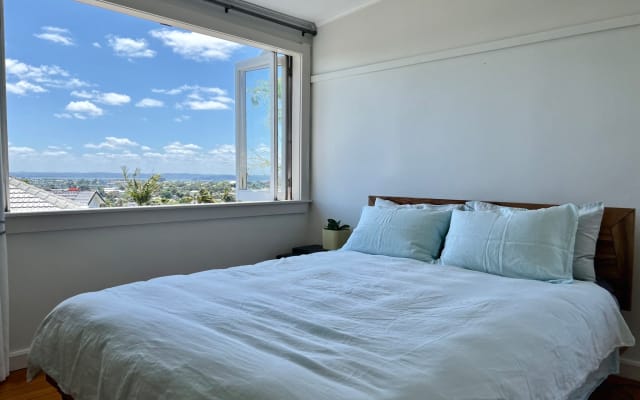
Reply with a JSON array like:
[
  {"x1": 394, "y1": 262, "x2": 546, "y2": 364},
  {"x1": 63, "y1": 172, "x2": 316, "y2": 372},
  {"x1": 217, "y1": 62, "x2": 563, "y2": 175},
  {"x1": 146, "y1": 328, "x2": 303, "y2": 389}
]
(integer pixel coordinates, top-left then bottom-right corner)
[{"x1": 322, "y1": 218, "x2": 351, "y2": 250}]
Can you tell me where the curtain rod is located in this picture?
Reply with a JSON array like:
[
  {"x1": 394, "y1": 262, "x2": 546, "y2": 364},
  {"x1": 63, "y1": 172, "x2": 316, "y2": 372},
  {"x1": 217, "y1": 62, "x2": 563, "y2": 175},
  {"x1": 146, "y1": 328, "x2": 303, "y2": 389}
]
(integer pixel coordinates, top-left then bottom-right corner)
[{"x1": 202, "y1": 0, "x2": 317, "y2": 36}]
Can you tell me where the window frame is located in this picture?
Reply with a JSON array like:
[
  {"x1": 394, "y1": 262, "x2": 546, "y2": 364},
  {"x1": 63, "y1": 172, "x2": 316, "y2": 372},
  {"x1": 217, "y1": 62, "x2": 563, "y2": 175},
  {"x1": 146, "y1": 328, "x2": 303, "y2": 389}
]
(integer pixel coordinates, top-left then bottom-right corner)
[{"x1": 0, "y1": 0, "x2": 311, "y2": 222}]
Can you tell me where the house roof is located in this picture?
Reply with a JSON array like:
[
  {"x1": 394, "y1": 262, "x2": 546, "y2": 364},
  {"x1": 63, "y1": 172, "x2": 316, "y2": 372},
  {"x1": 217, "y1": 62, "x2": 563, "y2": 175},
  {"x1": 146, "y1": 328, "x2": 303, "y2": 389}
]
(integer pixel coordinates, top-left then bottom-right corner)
[
  {"x1": 8, "y1": 177, "x2": 83, "y2": 212},
  {"x1": 52, "y1": 189, "x2": 106, "y2": 207}
]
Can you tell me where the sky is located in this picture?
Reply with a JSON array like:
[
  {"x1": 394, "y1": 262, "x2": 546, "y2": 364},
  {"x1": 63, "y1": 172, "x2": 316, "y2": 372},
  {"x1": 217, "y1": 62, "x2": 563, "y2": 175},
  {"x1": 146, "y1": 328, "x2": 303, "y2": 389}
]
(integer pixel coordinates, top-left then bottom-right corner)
[{"x1": 3, "y1": 0, "x2": 272, "y2": 175}]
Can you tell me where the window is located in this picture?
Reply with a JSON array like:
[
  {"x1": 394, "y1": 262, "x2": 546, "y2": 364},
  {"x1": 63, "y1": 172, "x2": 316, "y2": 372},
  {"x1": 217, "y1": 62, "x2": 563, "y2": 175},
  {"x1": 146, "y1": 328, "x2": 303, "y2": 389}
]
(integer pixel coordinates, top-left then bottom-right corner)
[{"x1": 0, "y1": 0, "x2": 306, "y2": 213}]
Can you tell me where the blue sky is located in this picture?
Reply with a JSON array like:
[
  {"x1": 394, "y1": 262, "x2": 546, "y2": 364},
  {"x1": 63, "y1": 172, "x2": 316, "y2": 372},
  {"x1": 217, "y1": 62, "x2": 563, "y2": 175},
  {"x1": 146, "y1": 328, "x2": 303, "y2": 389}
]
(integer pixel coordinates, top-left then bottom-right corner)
[{"x1": 4, "y1": 0, "x2": 270, "y2": 175}]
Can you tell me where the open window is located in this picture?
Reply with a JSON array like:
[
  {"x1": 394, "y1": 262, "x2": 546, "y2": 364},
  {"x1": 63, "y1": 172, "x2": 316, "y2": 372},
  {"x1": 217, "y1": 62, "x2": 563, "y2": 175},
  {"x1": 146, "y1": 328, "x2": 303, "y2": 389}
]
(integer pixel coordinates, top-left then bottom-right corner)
[{"x1": 235, "y1": 52, "x2": 291, "y2": 201}]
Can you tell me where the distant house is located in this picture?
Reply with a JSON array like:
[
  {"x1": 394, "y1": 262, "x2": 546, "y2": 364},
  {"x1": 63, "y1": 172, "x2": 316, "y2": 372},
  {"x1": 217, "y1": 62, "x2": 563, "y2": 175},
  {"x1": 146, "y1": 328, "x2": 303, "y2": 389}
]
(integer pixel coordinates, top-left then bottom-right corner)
[
  {"x1": 52, "y1": 188, "x2": 106, "y2": 208},
  {"x1": 8, "y1": 178, "x2": 106, "y2": 212}
]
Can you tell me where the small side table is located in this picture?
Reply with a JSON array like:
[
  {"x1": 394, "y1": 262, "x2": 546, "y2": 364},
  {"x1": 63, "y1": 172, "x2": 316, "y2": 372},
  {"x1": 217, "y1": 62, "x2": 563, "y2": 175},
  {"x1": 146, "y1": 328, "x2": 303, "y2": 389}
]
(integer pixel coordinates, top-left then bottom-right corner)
[{"x1": 276, "y1": 244, "x2": 328, "y2": 259}]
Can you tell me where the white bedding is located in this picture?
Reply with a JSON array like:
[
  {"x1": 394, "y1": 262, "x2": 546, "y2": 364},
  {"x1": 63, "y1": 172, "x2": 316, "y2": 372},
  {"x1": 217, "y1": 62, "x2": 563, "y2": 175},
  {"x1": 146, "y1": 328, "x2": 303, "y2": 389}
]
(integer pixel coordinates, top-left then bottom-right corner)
[{"x1": 28, "y1": 251, "x2": 634, "y2": 400}]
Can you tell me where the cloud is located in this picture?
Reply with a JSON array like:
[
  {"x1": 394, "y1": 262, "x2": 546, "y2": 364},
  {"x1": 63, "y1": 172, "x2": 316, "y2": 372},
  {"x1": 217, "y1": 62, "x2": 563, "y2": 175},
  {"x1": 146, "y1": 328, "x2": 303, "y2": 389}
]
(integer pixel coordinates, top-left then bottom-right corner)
[
  {"x1": 149, "y1": 28, "x2": 242, "y2": 61},
  {"x1": 34, "y1": 26, "x2": 74, "y2": 46},
  {"x1": 54, "y1": 113, "x2": 73, "y2": 119},
  {"x1": 9, "y1": 145, "x2": 37, "y2": 155},
  {"x1": 183, "y1": 100, "x2": 230, "y2": 110},
  {"x1": 153, "y1": 84, "x2": 233, "y2": 111},
  {"x1": 71, "y1": 90, "x2": 131, "y2": 106},
  {"x1": 92, "y1": 42, "x2": 102, "y2": 48},
  {"x1": 5, "y1": 58, "x2": 91, "y2": 92},
  {"x1": 85, "y1": 136, "x2": 139, "y2": 150},
  {"x1": 107, "y1": 36, "x2": 155, "y2": 58},
  {"x1": 42, "y1": 150, "x2": 69, "y2": 156},
  {"x1": 65, "y1": 101, "x2": 104, "y2": 119},
  {"x1": 163, "y1": 141, "x2": 202, "y2": 156},
  {"x1": 174, "y1": 115, "x2": 190, "y2": 122},
  {"x1": 140, "y1": 146, "x2": 152, "y2": 151},
  {"x1": 6, "y1": 80, "x2": 47, "y2": 95},
  {"x1": 135, "y1": 98, "x2": 164, "y2": 108}
]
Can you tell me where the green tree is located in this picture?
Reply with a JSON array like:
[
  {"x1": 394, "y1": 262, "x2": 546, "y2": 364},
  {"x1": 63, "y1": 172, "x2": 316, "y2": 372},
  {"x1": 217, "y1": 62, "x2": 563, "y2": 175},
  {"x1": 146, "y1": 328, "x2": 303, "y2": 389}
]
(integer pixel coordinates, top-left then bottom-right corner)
[
  {"x1": 197, "y1": 188, "x2": 215, "y2": 204},
  {"x1": 221, "y1": 188, "x2": 235, "y2": 202},
  {"x1": 121, "y1": 166, "x2": 161, "y2": 206}
]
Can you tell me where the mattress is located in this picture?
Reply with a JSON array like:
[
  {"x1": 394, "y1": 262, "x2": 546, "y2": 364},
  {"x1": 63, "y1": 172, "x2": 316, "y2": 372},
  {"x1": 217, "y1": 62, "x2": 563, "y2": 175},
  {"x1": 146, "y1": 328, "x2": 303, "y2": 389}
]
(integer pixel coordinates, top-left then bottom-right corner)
[{"x1": 27, "y1": 250, "x2": 634, "y2": 399}]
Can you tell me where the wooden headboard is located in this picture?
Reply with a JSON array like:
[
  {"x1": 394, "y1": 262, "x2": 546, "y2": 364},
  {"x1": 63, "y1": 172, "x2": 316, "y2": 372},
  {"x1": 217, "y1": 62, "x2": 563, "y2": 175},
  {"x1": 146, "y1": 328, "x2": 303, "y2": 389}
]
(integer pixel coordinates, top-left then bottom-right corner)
[{"x1": 370, "y1": 196, "x2": 636, "y2": 310}]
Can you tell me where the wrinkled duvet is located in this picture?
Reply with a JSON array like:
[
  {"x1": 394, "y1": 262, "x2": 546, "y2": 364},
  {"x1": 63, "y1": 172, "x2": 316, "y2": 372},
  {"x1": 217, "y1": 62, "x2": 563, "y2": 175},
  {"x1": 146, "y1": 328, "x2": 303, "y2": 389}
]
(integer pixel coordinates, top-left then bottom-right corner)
[{"x1": 28, "y1": 251, "x2": 634, "y2": 400}]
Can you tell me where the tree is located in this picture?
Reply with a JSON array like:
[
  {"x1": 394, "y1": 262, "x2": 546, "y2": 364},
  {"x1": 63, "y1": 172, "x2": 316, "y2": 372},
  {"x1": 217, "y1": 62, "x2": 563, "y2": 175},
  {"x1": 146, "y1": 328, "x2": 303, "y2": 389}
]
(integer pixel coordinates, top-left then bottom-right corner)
[
  {"x1": 221, "y1": 187, "x2": 235, "y2": 202},
  {"x1": 121, "y1": 166, "x2": 161, "y2": 206},
  {"x1": 197, "y1": 188, "x2": 214, "y2": 204}
]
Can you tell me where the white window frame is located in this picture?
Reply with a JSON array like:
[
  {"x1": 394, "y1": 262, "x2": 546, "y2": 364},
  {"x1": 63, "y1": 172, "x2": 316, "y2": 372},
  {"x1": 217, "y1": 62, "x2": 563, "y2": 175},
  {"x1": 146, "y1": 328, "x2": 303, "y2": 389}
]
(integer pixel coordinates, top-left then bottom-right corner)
[
  {"x1": 235, "y1": 52, "x2": 289, "y2": 202},
  {"x1": 0, "y1": 0, "x2": 311, "y2": 231}
]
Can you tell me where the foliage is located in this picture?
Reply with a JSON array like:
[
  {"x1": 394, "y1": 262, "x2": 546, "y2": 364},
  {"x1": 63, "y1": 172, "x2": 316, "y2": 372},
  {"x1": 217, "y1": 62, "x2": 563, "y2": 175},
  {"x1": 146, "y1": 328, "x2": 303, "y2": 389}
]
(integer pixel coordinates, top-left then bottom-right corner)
[
  {"x1": 221, "y1": 187, "x2": 235, "y2": 202},
  {"x1": 121, "y1": 166, "x2": 162, "y2": 206},
  {"x1": 197, "y1": 188, "x2": 215, "y2": 204},
  {"x1": 325, "y1": 218, "x2": 350, "y2": 231}
]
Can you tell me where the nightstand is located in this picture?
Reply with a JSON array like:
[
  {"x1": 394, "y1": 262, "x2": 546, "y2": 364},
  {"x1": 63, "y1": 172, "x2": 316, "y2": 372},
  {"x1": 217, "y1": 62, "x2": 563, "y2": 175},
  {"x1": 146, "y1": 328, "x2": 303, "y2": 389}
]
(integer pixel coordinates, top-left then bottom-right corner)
[{"x1": 276, "y1": 244, "x2": 328, "y2": 259}]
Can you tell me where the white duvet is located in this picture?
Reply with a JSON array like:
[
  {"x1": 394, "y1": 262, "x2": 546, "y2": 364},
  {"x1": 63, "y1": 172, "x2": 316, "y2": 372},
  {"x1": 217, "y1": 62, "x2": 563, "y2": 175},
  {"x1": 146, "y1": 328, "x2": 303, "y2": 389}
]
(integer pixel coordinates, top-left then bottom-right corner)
[{"x1": 28, "y1": 251, "x2": 634, "y2": 400}]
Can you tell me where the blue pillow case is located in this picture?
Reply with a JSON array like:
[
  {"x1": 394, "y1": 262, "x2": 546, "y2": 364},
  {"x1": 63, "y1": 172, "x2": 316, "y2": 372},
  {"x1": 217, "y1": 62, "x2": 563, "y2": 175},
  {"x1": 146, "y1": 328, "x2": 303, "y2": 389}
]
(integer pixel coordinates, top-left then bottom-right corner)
[
  {"x1": 466, "y1": 200, "x2": 604, "y2": 281},
  {"x1": 440, "y1": 204, "x2": 579, "y2": 282},
  {"x1": 342, "y1": 206, "x2": 452, "y2": 262}
]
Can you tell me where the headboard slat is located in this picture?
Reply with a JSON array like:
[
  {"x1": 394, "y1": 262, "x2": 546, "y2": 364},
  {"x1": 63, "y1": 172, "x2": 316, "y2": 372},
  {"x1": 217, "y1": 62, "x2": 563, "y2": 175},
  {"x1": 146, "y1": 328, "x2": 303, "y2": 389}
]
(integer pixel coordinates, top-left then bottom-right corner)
[{"x1": 369, "y1": 195, "x2": 635, "y2": 310}]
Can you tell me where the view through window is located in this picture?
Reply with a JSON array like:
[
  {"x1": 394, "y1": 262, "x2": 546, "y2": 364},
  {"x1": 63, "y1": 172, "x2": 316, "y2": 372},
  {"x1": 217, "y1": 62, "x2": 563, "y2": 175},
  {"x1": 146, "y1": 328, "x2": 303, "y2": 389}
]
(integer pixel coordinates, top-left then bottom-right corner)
[{"x1": 3, "y1": 0, "x2": 291, "y2": 212}]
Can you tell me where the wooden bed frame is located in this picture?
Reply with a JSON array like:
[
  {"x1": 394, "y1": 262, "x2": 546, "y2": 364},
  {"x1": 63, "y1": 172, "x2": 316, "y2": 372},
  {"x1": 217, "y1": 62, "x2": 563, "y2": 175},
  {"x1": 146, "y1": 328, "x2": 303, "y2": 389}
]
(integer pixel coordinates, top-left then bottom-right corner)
[
  {"x1": 45, "y1": 195, "x2": 636, "y2": 399},
  {"x1": 371, "y1": 196, "x2": 635, "y2": 311}
]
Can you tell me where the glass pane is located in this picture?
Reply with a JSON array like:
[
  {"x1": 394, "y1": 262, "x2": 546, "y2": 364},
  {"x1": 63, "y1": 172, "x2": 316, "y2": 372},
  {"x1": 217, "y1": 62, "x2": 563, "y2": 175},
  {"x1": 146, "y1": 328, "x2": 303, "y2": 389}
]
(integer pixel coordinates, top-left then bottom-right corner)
[{"x1": 244, "y1": 66, "x2": 272, "y2": 195}]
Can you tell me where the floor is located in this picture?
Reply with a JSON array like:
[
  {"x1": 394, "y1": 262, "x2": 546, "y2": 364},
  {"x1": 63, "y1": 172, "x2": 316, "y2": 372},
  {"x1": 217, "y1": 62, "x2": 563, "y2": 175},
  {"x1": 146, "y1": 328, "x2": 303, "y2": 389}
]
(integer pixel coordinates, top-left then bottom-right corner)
[{"x1": 1, "y1": 369, "x2": 640, "y2": 399}]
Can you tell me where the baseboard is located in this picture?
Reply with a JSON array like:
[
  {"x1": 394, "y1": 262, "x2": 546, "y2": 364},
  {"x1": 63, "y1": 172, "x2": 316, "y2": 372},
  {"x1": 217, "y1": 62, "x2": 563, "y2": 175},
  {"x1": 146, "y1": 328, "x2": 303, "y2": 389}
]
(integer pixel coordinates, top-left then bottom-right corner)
[
  {"x1": 9, "y1": 348, "x2": 29, "y2": 371},
  {"x1": 620, "y1": 357, "x2": 640, "y2": 381}
]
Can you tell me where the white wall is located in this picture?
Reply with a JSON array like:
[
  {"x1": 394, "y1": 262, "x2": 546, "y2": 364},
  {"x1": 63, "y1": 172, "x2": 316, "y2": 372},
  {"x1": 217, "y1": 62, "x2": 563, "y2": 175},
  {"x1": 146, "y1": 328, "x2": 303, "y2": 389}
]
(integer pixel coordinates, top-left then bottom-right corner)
[
  {"x1": 7, "y1": 211, "x2": 309, "y2": 368},
  {"x1": 310, "y1": 0, "x2": 640, "y2": 373}
]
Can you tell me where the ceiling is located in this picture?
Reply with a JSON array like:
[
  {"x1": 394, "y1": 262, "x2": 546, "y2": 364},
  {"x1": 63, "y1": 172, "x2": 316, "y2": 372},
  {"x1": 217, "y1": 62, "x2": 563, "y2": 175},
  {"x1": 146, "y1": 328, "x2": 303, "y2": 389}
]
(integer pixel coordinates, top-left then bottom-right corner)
[{"x1": 245, "y1": 0, "x2": 378, "y2": 26}]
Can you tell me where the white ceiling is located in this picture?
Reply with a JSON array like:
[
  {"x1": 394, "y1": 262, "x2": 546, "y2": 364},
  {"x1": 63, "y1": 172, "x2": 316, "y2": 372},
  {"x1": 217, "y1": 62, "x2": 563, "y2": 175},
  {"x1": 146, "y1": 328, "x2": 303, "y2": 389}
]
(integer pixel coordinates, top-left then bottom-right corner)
[{"x1": 246, "y1": 0, "x2": 379, "y2": 26}]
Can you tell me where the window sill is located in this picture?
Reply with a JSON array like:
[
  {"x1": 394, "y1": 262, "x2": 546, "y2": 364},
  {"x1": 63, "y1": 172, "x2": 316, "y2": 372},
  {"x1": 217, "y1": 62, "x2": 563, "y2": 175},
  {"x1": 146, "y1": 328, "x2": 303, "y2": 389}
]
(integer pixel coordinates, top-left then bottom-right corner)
[{"x1": 5, "y1": 200, "x2": 311, "y2": 234}]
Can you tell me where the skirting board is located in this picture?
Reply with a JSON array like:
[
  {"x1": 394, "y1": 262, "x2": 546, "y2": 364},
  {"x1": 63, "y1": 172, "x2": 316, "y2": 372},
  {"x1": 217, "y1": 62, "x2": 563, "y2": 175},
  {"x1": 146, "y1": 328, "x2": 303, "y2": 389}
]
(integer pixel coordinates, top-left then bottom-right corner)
[
  {"x1": 10, "y1": 348, "x2": 29, "y2": 371},
  {"x1": 10, "y1": 346, "x2": 640, "y2": 381},
  {"x1": 311, "y1": 13, "x2": 640, "y2": 83}
]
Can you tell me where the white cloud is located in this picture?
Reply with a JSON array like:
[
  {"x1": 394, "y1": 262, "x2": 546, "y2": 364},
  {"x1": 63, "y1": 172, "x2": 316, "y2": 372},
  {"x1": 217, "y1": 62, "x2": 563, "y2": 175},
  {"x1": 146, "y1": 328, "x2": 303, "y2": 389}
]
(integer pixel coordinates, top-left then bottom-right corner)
[
  {"x1": 54, "y1": 113, "x2": 73, "y2": 119},
  {"x1": 107, "y1": 36, "x2": 155, "y2": 58},
  {"x1": 149, "y1": 28, "x2": 242, "y2": 61},
  {"x1": 135, "y1": 98, "x2": 164, "y2": 108},
  {"x1": 174, "y1": 115, "x2": 190, "y2": 123},
  {"x1": 163, "y1": 141, "x2": 202, "y2": 155},
  {"x1": 65, "y1": 101, "x2": 104, "y2": 118},
  {"x1": 92, "y1": 42, "x2": 102, "y2": 48},
  {"x1": 183, "y1": 100, "x2": 230, "y2": 111},
  {"x1": 153, "y1": 84, "x2": 232, "y2": 111},
  {"x1": 71, "y1": 90, "x2": 131, "y2": 106},
  {"x1": 6, "y1": 80, "x2": 47, "y2": 95},
  {"x1": 143, "y1": 152, "x2": 164, "y2": 158},
  {"x1": 34, "y1": 26, "x2": 74, "y2": 46},
  {"x1": 209, "y1": 144, "x2": 235, "y2": 156},
  {"x1": 42, "y1": 150, "x2": 69, "y2": 156},
  {"x1": 9, "y1": 145, "x2": 37, "y2": 155},
  {"x1": 5, "y1": 58, "x2": 90, "y2": 92},
  {"x1": 141, "y1": 146, "x2": 152, "y2": 151},
  {"x1": 85, "y1": 136, "x2": 139, "y2": 150}
]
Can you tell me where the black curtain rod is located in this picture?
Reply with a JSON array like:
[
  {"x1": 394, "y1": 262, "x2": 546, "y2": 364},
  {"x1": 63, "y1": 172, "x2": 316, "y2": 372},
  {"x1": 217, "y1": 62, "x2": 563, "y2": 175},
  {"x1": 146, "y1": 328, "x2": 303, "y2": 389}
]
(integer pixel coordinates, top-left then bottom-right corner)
[{"x1": 202, "y1": 0, "x2": 317, "y2": 36}]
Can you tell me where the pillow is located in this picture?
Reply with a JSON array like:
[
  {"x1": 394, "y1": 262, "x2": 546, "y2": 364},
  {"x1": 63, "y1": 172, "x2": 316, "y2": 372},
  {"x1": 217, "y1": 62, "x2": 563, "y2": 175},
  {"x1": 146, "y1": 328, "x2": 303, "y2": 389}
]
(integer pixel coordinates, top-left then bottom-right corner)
[
  {"x1": 375, "y1": 197, "x2": 464, "y2": 211},
  {"x1": 342, "y1": 206, "x2": 452, "y2": 262},
  {"x1": 465, "y1": 200, "x2": 604, "y2": 281},
  {"x1": 440, "y1": 205, "x2": 579, "y2": 282}
]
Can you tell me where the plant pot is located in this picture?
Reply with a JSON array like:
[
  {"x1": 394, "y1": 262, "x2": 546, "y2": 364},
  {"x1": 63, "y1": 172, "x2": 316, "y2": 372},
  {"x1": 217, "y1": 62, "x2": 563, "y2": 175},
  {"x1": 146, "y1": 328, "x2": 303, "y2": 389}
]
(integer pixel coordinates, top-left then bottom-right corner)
[{"x1": 322, "y1": 229, "x2": 351, "y2": 250}]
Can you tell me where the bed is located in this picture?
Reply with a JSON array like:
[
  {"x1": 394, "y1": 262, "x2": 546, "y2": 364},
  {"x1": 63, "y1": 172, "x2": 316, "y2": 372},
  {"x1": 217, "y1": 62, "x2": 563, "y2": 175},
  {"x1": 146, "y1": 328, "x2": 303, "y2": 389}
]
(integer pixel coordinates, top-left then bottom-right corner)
[{"x1": 27, "y1": 196, "x2": 636, "y2": 400}]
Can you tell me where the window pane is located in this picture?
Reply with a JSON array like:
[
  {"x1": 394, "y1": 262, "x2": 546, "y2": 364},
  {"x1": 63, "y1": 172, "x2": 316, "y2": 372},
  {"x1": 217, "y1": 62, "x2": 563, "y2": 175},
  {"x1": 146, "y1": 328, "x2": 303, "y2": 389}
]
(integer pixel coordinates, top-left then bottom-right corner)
[{"x1": 2, "y1": 0, "x2": 293, "y2": 211}]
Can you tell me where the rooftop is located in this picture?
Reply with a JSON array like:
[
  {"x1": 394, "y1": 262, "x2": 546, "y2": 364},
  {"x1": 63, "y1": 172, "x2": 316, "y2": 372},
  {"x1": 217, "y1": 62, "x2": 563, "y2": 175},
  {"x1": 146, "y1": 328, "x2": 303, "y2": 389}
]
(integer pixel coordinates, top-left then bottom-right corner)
[{"x1": 8, "y1": 177, "x2": 84, "y2": 213}]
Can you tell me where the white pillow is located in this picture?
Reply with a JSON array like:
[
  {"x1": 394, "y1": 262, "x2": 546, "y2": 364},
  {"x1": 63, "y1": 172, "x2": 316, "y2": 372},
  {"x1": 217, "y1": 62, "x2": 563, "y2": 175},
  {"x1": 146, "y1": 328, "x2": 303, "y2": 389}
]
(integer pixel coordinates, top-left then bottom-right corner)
[
  {"x1": 375, "y1": 198, "x2": 463, "y2": 211},
  {"x1": 465, "y1": 200, "x2": 604, "y2": 281}
]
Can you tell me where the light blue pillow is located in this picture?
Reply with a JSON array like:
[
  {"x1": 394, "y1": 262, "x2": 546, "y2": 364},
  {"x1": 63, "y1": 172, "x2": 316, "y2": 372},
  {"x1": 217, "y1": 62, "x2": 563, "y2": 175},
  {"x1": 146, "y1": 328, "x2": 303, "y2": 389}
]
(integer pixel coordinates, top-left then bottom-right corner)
[
  {"x1": 441, "y1": 205, "x2": 579, "y2": 282},
  {"x1": 375, "y1": 197, "x2": 464, "y2": 211},
  {"x1": 342, "y1": 206, "x2": 452, "y2": 262},
  {"x1": 465, "y1": 200, "x2": 604, "y2": 281}
]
